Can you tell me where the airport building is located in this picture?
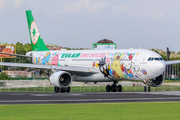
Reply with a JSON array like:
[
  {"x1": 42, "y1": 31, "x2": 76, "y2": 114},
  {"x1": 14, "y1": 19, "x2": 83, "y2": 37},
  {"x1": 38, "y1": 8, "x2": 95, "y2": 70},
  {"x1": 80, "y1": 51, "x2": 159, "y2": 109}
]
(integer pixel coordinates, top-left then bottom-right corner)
[{"x1": 92, "y1": 39, "x2": 116, "y2": 50}]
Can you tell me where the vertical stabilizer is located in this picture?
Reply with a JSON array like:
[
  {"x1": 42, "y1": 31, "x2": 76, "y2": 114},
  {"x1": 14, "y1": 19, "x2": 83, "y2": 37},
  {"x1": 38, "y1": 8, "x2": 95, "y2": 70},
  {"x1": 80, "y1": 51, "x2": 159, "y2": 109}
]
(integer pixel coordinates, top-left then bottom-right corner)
[{"x1": 26, "y1": 10, "x2": 49, "y2": 51}]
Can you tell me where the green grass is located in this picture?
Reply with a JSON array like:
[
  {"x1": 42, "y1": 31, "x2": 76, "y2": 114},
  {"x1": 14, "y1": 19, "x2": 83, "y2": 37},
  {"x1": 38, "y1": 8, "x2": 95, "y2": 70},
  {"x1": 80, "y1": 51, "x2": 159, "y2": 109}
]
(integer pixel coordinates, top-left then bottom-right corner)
[
  {"x1": 1, "y1": 85, "x2": 180, "y2": 92},
  {"x1": 0, "y1": 102, "x2": 180, "y2": 120},
  {"x1": 164, "y1": 80, "x2": 180, "y2": 83}
]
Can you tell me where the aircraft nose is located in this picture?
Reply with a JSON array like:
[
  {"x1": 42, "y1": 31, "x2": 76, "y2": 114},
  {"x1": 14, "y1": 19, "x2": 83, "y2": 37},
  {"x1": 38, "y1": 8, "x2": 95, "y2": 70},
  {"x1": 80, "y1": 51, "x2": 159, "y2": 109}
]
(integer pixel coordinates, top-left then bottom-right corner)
[{"x1": 153, "y1": 61, "x2": 166, "y2": 76}]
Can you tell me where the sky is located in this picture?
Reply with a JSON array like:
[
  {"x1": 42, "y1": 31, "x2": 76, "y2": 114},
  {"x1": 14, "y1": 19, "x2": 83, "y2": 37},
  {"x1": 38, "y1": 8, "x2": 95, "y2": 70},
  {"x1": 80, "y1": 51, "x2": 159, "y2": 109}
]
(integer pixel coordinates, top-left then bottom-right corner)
[{"x1": 0, "y1": 0, "x2": 180, "y2": 52}]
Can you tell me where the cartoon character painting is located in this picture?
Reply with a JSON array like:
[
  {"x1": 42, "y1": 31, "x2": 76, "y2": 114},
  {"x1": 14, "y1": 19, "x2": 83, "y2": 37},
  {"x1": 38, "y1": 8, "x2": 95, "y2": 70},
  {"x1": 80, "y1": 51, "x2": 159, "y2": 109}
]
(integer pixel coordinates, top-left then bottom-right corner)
[
  {"x1": 51, "y1": 53, "x2": 58, "y2": 66},
  {"x1": 34, "y1": 57, "x2": 36, "y2": 63},
  {"x1": 42, "y1": 52, "x2": 50, "y2": 65},
  {"x1": 111, "y1": 52, "x2": 125, "y2": 79},
  {"x1": 98, "y1": 52, "x2": 148, "y2": 80},
  {"x1": 34, "y1": 57, "x2": 40, "y2": 64},
  {"x1": 98, "y1": 57, "x2": 114, "y2": 79},
  {"x1": 92, "y1": 61, "x2": 96, "y2": 67},
  {"x1": 36, "y1": 57, "x2": 40, "y2": 64},
  {"x1": 142, "y1": 69, "x2": 147, "y2": 75}
]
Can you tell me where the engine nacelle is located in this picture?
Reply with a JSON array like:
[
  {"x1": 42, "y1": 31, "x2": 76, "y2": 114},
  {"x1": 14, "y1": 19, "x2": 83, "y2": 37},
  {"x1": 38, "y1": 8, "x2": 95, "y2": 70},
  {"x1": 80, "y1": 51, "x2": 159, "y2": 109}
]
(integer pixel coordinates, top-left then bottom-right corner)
[
  {"x1": 151, "y1": 74, "x2": 164, "y2": 87},
  {"x1": 49, "y1": 71, "x2": 72, "y2": 88}
]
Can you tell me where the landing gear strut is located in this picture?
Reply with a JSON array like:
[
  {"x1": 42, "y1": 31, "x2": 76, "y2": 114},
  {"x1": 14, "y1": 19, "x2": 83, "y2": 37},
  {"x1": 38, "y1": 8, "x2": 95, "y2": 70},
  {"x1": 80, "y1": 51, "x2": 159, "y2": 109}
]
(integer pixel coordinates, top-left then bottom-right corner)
[
  {"x1": 144, "y1": 86, "x2": 146, "y2": 92},
  {"x1": 54, "y1": 86, "x2": 70, "y2": 93},
  {"x1": 143, "y1": 79, "x2": 152, "y2": 92},
  {"x1": 144, "y1": 86, "x2": 151, "y2": 92},
  {"x1": 106, "y1": 81, "x2": 122, "y2": 92},
  {"x1": 148, "y1": 86, "x2": 150, "y2": 92}
]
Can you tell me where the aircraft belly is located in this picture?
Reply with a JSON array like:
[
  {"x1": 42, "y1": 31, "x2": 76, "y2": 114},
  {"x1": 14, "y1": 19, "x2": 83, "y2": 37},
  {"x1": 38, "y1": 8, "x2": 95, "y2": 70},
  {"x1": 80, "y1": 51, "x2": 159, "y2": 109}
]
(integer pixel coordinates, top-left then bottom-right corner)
[{"x1": 72, "y1": 73, "x2": 112, "y2": 82}]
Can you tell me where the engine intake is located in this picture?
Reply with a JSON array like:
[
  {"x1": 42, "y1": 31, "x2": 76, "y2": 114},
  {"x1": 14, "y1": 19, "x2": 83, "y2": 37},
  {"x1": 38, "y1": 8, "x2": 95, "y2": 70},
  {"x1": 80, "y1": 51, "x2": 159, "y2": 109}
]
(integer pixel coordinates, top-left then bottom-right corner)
[
  {"x1": 49, "y1": 71, "x2": 72, "y2": 88},
  {"x1": 151, "y1": 74, "x2": 164, "y2": 87}
]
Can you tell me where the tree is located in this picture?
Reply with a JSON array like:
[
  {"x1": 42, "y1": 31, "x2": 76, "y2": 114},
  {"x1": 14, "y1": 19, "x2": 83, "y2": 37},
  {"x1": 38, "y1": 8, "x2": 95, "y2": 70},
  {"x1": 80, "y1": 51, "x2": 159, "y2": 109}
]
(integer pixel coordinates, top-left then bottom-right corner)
[
  {"x1": 3, "y1": 42, "x2": 32, "y2": 70},
  {"x1": 177, "y1": 51, "x2": 180, "y2": 54},
  {"x1": 0, "y1": 72, "x2": 9, "y2": 80},
  {"x1": 97, "y1": 39, "x2": 114, "y2": 43}
]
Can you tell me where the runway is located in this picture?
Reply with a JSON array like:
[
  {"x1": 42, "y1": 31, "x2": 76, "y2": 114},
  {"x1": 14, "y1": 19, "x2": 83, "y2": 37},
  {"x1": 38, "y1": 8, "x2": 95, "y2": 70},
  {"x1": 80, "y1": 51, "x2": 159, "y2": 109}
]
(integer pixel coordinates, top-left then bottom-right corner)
[{"x1": 0, "y1": 92, "x2": 180, "y2": 104}]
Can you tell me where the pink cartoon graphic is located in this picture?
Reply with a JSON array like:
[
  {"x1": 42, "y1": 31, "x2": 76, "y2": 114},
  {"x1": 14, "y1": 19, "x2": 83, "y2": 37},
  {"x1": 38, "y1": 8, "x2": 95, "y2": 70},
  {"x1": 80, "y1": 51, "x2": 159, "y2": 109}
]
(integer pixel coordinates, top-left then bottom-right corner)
[
  {"x1": 129, "y1": 69, "x2": 133, "y2": 75},
  {"x1": 106, "y1": 58, "x2": 110, "y2": 63},
  {"x1": 51, "y1": 53, "x2": 58, "y2": 66}
]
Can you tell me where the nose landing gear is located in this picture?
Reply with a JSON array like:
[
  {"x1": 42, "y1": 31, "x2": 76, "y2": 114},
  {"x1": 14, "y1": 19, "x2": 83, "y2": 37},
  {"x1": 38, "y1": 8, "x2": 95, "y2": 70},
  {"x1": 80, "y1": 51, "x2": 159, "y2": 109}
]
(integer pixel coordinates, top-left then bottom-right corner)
[
  {"x1": 143, "y1": 79, "x2": 151, "y2": 92},
  {"x1": 144, "y1": 86, "x2": 150, "y2": 92},
  {"x1": 106, "y1": 81, "x2": 122, "y2": 92}
]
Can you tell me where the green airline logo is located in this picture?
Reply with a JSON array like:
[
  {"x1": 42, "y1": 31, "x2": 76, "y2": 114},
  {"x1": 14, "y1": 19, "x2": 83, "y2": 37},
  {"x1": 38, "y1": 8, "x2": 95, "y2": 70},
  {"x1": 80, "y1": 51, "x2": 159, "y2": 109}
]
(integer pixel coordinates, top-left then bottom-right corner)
[
  {"x1": 32, "y1": 27, "x2": 36, "y2": 36},
  {"x1": 61, "y1": 53, "x2": 81, "y2": 58},
  {"x1": 30, "y1": 21, "x2": 39, "y2": 45}
]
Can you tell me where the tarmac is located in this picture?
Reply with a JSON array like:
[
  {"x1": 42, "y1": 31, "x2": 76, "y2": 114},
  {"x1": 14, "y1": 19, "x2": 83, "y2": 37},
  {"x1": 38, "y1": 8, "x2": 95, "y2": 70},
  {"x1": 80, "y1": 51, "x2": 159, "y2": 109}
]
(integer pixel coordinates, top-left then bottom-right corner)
[{"x1": 0, "y1": 91, "x2": 180, "y2": 104}]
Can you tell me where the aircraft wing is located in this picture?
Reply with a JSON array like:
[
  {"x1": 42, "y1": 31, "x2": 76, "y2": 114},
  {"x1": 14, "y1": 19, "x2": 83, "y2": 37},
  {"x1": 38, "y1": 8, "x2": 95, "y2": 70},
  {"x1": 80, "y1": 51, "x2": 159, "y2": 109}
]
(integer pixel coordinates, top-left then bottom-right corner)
[
  {"x1": 0, "y1": 52, "x2": 31, "y2": 58},
  {"x1": 0, "y1": 62, "x2": 99, "y2": 76},
  {"x1": 164, "y1": 60, "x2": 180, "y2": 65}
]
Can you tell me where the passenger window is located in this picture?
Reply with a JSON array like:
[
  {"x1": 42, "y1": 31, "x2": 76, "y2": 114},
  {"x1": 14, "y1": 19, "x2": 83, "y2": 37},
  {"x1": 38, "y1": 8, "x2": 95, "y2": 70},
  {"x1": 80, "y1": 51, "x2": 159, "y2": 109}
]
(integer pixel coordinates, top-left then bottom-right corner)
[{"x1": 160, "y1": 58, "x2": 163, "y2": 60}]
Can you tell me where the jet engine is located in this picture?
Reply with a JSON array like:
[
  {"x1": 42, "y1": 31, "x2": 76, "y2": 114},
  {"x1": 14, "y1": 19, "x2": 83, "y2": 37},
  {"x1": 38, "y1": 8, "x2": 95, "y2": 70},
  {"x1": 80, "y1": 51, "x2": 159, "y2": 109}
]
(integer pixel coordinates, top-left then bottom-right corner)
[
  {"x1": 49, "y1": 71, "x2": 72, "y2": 88},
  {"x1": 150, "y1": 74, "x2": 164, "y2": 87}
]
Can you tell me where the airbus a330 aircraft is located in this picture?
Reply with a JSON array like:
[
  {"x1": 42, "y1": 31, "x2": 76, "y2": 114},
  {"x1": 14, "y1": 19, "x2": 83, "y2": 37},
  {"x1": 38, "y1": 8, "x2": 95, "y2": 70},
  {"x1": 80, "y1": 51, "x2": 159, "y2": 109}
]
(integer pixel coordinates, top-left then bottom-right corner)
[{"x1": 0, "y1": 10, "x2": 180, "y2": 93}]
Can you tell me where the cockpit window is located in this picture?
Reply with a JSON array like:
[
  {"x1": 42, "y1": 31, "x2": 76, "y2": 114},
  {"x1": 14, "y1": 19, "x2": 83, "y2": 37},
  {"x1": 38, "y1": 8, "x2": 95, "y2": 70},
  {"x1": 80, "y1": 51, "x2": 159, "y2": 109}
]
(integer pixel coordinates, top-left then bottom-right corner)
[
  {"x1": 147, "y1": 57, "x2": 163, "y2": 61},
  {"x1": 155, "y1": 58, "x2": 160, "y2": 60},
  {"x1": 148, "y1": 57, "x2": 152, "y2": 61}
]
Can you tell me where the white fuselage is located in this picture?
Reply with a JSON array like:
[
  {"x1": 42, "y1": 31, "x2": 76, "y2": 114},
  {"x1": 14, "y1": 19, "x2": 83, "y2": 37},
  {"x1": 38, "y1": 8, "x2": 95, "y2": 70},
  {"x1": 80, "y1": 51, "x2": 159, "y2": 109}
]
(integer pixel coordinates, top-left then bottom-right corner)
[{"x1": 27, "y1": 49, "x2": 166, "y2": 82}]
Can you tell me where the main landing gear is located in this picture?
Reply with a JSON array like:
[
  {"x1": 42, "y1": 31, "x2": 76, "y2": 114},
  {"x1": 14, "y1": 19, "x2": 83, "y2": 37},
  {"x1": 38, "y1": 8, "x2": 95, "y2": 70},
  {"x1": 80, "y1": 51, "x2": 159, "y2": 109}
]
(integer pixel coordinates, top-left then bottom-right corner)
[
  {"x1": 54, "y1": 86, "x2": 70, "y2": 93},
  {"x1": 106, "y1": 81, "x2": 122, "y2": 92}
]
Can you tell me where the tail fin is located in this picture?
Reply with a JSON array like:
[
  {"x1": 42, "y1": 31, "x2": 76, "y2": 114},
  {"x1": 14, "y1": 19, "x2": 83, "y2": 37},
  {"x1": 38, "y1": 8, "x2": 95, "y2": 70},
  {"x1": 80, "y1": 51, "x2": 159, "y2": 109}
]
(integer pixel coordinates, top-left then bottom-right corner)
[{"x1": 26, "y1": 10, "x2": 49, "y2": 51}]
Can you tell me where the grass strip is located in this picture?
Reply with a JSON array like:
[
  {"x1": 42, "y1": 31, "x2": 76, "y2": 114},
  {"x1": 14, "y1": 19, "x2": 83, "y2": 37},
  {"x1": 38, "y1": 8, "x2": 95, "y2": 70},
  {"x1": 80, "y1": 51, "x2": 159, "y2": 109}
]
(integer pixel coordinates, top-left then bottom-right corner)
[{"x1": 0, "y1": 102, "x2": 180, "y2": 120}]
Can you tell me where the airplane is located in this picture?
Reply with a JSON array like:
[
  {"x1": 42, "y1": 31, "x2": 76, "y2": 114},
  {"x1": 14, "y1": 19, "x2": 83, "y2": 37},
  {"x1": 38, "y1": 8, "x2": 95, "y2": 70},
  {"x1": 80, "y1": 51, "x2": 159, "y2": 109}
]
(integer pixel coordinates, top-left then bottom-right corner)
[{"x1": 0, "y1": 10, "x2": 180, "y2": 93}]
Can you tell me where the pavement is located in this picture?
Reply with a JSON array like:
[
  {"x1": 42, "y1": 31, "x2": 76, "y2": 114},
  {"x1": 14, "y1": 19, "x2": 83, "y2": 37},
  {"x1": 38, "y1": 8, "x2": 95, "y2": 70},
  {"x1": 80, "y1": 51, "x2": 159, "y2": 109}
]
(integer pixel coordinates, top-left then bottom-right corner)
[{"x1": 0, "y1": 91, "x2": 180, "y2": 104}]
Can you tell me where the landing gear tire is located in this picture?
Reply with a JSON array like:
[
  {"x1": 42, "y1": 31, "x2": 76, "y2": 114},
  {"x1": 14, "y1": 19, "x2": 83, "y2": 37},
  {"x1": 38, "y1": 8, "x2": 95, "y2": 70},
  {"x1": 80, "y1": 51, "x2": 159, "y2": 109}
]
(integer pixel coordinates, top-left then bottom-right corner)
[
  {"x1": 106, "y1": 85, "x2": 111, "y2": 92},
  {"x1": 118, "y1": 85, "x2": 122, "y2": 92},
  {"x1": 148, "y1": 86, "x2": 150, "y2": 92},
  {"x1": 144, "y1": 86, "x2": 146, "y2": 92},
  {"x1": 58, "y1": 88, "x2": 65, "y2": 93},
  {"x1": 61, "y1": 89, "x2": 65, "y2": 93},
  {"x1": 111, "y1": 85, "x2": 117, "y2": 92},
  {"x1": 59, "y1": 88, "x2": 62, "y2": 93},
  {"x1": 106, "y1": 81, "x2": 122, "y2": 92},
  {"x1": 54, "y1": 87, "x2": 59, "y2": 93},
  {"x1": 66, "y1": 87, "x2": 70, "y2": 93}
]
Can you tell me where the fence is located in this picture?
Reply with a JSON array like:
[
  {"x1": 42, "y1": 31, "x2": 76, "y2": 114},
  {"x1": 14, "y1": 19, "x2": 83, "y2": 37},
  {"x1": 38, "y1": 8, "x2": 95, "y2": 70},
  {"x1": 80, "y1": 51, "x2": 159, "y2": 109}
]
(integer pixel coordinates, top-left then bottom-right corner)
[{"x1": 0, "y1": 85, "x2": 180, "y2": 92}]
